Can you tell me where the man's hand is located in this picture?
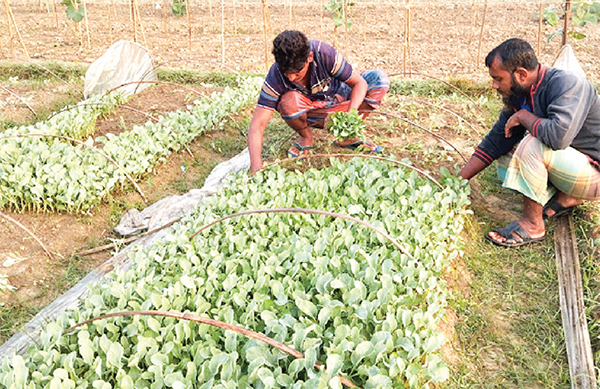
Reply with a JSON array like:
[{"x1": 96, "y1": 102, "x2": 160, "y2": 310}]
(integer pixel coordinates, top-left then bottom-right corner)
[
  {"x1": 344, "y1": 71, "x2": 368, "y2": 111},
  {"x1": 248, "y1": 107, "x2": 274, "y2": 174},
  {"x1": 505, "y1": 109, "x2": 538, "y2": 138}
]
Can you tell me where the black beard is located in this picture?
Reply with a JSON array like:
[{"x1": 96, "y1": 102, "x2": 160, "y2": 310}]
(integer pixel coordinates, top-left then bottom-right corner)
[{"x1": 502, "y1": 74, "x2": 528, "y2": 111}]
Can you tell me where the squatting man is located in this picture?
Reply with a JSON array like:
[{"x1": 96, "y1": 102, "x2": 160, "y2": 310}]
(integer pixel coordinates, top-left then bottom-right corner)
[
  {"x1": 247, "y1": 30, "x2": 390, "y2": 174},
  {"x1": 459, "y1": 38, "x2": 600, "y2": 247}
]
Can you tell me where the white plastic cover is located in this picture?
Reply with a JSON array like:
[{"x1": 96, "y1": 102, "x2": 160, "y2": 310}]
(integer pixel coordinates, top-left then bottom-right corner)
[
  {"x1": 552, "y1": 44, "x2": 586, "y2": 78},
  {"x1": 84, "y1": 40, "x2": 158, "y2": 98},
  {"x1": 114, "y1": 149, "x2": 251, "y2": 236}
]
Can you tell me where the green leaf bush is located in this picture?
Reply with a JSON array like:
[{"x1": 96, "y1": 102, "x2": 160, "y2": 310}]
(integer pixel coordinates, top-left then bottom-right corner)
[
  {"x1": 0, "y1": 77, "x2": 261, "y2": 212},
  {"x1": 0, "y1": 158, "x2": 471, "y2": 388},
  {"x1": 328, "y1": 109, "x2": 365, "y2": 142}
]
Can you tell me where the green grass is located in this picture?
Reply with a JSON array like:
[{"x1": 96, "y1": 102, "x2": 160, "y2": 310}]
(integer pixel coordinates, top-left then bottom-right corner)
[
  {"x1": 156, "y1": 68, "x2": 263, "y2": 87},
  {"x1": 0, "y1": 61, "x2": 87, "y2": 82}
]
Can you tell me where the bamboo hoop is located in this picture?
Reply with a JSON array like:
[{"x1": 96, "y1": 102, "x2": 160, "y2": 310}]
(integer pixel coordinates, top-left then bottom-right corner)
[
  {"x1": 368, "y1": 110, "x2": 467, "y2": 162},
  {"x1": 476, "y1": 0, "x2": 488, "y2": 69},
  {"x1": 0, "y1": 85, "x2": 37, "y2": 116},
  {"x1": 189, "y1": 208, "x2": 411, "y2": 257},
  {"x1": 82, "y1": 0, "x2": 91, "y2": 49},
  {"x1": 259, "y1": 153, "x2": 444, "y2": 190},
  {"x1": 103, "y1": 80, "x2": 204, "y2": 98},
  {"x1": 398, "y1": 95, "x2": 480, "y2": 135},
  {"x1": 66, "y1": 310, "x2": 359, "y2": 388},
  {"x1": 46, "y1": 101, "x2": 195, "y2": 157},
  {"x1": 261, "y1": 0, "x2": 269, "y2": 72},
  {"x1": 388, "y1": 71, "x2": 481, "y2": 108},
  {"x1": 0, "y1": 211, "x2": 54, "y2": 261},
  {"x1": 0, "y1": 134, "x2": 147, "y2": 203},
  {"x1": 140, "y1": 57, "x2": 241, "y2": 82}
]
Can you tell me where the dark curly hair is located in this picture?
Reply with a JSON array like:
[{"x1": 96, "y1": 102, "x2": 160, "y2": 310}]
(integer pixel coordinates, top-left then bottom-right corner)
[
  {"x1": 272, "y1": 30, "x2": 311, "y2": 74},
  {"x1": 485, "y1": 38, "x2": 538, "y2": 73}
]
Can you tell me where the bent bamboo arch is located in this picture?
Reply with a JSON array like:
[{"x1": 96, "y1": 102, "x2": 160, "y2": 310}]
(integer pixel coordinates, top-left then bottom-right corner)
[
  {"x1": 66, "y1": 310, "x2": 359, "y2": 388},
  {"x1": 0, "y1": 133, "x2": 147, "y2": 203},
  {"x1": 258, "y1": 153, "x2": 444, "y2": 190},
  {"x1": 189, "y1": 207, "x2": 411, "y2": 257}
]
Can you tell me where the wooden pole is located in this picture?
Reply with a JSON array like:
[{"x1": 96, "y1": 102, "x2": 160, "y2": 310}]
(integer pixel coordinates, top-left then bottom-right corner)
[
  {"x1": 562, "y1": 0, "x2": 572, "y2": 46},
  {"x1": 476, "y1": 0, "x2": 488, "y2": 69},
  {"x1": 82, "y1": 0, "x2": 91, "y2": 49},
  {"x1": 209, "y1": 0, "x2": 212, "y2": 18},
  {"x1": 134, "y1": 0, "x2": 147, "y2": 48},
  {"x1": 288, "y1": 0, "x2": 292, "y2": 27},
  {"x1": 4, "y1": 0, "x2": 15, "y2": 58},
  {"x1": 130, "y1": 0, "x2": 137, "y2": 43},
  {"x1": 538, "y1": 0, "x2": 543, "y2": 56},
  {"x1": 404, "y1": 0, "x2": 411, "y2": 76},
  {"x1": 162, "y1": 0, "x2": 167, "y2": 34},
  {"x1": 53, "y1": 0, "x2": 58, "y2": 30},
  {"x1": 221, "y1": 0, "x2": 224, "y2": 64},
  {"x1": 5, "y1": 0, "x2": 28, "y2": 60},
  {"x1": 107, "y1": 0, "x2": 113, "y2": 43},
  {"x1": 554, "y1": 215, "x2": 598, "y2": 389},
  {"x1": 261, "y1": 0, "x2": 269, "y2": 72},
  {"x1": 187, "y1": 0, "x2": 191, "y2": 49}
]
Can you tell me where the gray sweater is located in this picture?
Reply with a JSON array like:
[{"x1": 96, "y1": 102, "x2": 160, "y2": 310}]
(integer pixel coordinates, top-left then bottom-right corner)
[{"x1": 474, "y1": 65, "x2": 600, "y2": 166}]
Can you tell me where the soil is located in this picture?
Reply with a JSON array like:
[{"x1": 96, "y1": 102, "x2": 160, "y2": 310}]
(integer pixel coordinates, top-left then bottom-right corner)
[{"x1": 2, "y1": 1, "x2": 599, "y2": 82}]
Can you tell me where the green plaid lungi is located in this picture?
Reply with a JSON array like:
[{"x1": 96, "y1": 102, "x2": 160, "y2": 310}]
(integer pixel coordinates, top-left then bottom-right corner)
[{"x1": 497, "y1": 134, "x2": 600, "y2": 205}]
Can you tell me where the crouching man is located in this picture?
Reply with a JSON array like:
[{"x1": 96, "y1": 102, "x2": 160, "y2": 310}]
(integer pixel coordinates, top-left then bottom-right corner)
[
  {"x1": 247, "y1": 30, "x2": 389, "y2": 173},
  {"x1": 459, "y1": 38, "x2": 600, "y2": 247}
]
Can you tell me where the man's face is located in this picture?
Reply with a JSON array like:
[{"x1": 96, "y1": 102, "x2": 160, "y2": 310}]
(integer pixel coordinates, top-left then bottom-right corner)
[
  {"x1": 284, "y1": 61, "x2": 310, "y2": 83},
  {"x1": 488, "y1": 56, "x2": 528, "y2": 109},
  {"x1": 283, "y1": 53, "x2": 313, "y2": 84}
]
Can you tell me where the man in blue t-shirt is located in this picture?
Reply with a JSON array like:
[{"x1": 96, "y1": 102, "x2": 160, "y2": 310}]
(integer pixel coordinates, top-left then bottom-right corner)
[{"x1": 247, "y1": 30, "x2": 389, "y2": 173}]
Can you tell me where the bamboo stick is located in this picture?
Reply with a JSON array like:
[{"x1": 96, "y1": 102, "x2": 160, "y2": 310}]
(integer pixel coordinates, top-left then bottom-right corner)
[
  {"x1": 107, "y1": 0, "x2": 112, "y2": 43},
  {"x1": 538, "y1": 0, "x2": 543, "y2": 56},
  {"x1": 221, "y1": 0, "x2": 224, "y2": 64},
  {"x1": 476, "y1": 0, "x2": 488, "y2": 69},
  {"x1": 562, "y1": 0, "x2": 572, "y2": 46},
  {"x1": 6, "y1": 0, "x2": 28, "y2": 60},
  {"x1": 261, "y1": 0, "x2": 268, "y2": 72},
  {"x1": 4, "y1": 0, "x2": 15, "y2": 58},
  {"x1": 82, "y1": 0, "x2": 91, "y2": 49},
  {"x1": 209, "y1": 0, "x2": 212, "y2": 18},
  {"x1": 0, "y1": 212, "x2": 54, "y2": 261},
  {"x1": 134, "y1": 0, "x2": 146, "y2": 48},
  {"x1": 53, "y1": 0, "x2": 58, "y2": 30},
  {"x1": 162, "y1": 0, "x2": 166, "y2": 34},
  {"x1": 288, "y1": 0, "x2": 292, "y2": 27},
  {"x1": 130, "y1": 0, "x2": 137, "y2": 43},
  {"x1": 187, "y1": 0, "x2": 191, "y2": 49}
]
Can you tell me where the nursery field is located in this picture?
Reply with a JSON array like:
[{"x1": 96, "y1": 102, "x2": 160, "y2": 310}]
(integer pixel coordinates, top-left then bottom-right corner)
[{"x1": 1, "y1": 0, "x2": 600, "y2": 387}]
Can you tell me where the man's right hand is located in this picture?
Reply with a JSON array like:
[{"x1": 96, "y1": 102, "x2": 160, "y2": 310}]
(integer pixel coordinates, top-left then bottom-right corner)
[{"x1": 247, "y1": 107, "x2": 274, "y2": 174}]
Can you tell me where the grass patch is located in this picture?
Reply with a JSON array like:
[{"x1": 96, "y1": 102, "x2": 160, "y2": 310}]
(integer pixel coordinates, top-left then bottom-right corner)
[
  {"x1": 0, "y1": 61, "x2": 87, "y2": 82},
  {"x1": 156, "y1": 68, "x2": 263, "y2": 87}
]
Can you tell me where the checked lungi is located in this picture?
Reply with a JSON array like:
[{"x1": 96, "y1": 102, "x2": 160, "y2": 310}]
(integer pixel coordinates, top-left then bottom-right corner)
[
  {"x1": 276, "y1": 69, "x2": 389, "y2": 129},
  {"x1": 497, "y1": 134, "x2": 600, "y2": 205}
]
